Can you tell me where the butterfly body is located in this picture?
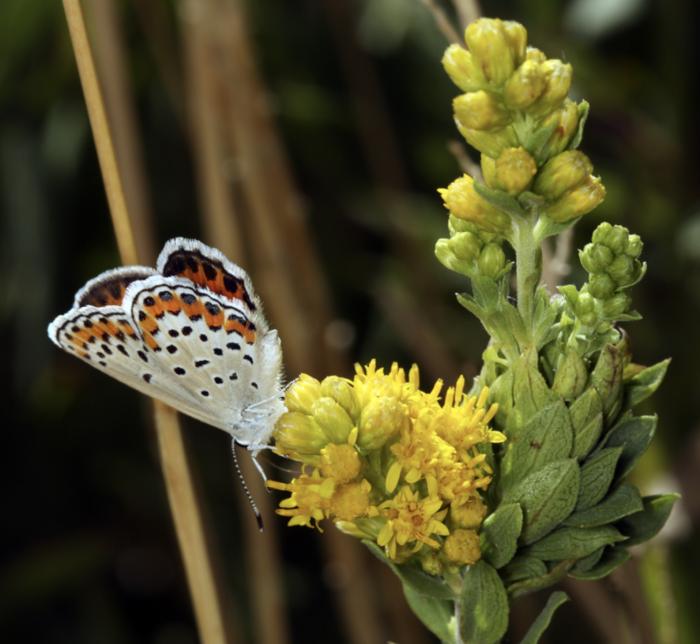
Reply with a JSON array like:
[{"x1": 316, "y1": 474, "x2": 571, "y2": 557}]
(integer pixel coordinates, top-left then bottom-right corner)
[{"x1": 48, "y1": 238, "x2": 285, "y2": 459}]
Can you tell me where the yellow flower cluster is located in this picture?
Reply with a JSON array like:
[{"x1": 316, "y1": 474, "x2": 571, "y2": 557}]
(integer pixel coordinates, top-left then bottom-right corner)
[
  {"x1": 439, "y1": 17, "x2": 605, "y2": 232},
  {"x1": 268, "y1": 361, "x2": 505, "y2": 574}
]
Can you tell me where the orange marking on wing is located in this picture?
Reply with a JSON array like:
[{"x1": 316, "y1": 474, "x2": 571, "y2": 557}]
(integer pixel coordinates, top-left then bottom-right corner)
[
  {"x1": 204, "y1": 308, "x2": 224, "y2": 329},
  {"x1": 139, "y1": 316, "x2": 159, "y2": 335},
  {"x1": 118, "y1": 319, "x2": 137, "y2": 336},
  {"x1": 144, "y1": 334, "x2": 160, "y2": 350},
  {"x1": 224, "y1": 317, "x2": 256, "y2": 343}
]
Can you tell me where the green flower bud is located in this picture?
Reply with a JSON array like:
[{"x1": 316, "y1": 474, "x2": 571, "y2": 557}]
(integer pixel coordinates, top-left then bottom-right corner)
[
  {"x1": 533, "y1": 150, "x2": 593, "y2": 200},
  {"x1": 311, "y1": 397, "x2": 354, "y2": 444},
  {"x1": 579, "y1": 242, "x2": 614, "y2": 273},
  {"x1": 591, "y1": 222, "x2": 613, "y2": 245},
  {"x1": 435, "y1": 238, "x2": 472, "y2": 275},
  {"x1": 552, "y1": 349, "x2": 588, "y2": 400},
  {"x1": 439, "y1": 174, "x2": 511, "y2": 235},
  {"x1": 545, "y1": 176, "x2": 606, "y2": 223},
  {"x1": 480, "y1": 154, "x2": 498, "y2": 187},
  {"x1": 465, "y1": 18, "x2": 515, "y2": 86},
  {"x1": 442, "y1": 44, "x2": 484, "y2": 92},
  {"x1": 533, "y1": 59, "x2": 573, "y2": 112},
  {"x1": 538, "y1": 99, "x2": 580, "y2": 160},
  {"x1": 576, "y1": 291, "x2": 597, "y2": 326},
  {"x1": 501, "y1": 21, "x2": 528, "y2": 66},
  {"x1": 285, "y1": 374, "x2": 323, "y2": 414},
  {"x1": 454, "y1": 91, "x2": 509, "y2": 131},
  {"x1": 494, "y1": 147, "x2": 537, "y2": 195},
  {"x1": 456, "y1": 121, "x2": 519, "y2": 158},
  {"x1": 606, "y1": 226, "x2": 629, "y2": 254},
  {"x1": 607, "y1": 254, "x2": 635, "y2": 286},
  {"x1": 477, "y1": 242, "x2": 507, "y2": 278},
  {"x1": 588, "y1": 272, "x2": 616, "y2": 299},
  {"x1": 626, "y1": 234, "x2": 643, "y2": 258},
  {"x1": 321, "y1": 376, "x2": 360, "y2": 422},
  {"x1": 503, "y1": 60, "x2": 547, "y2": 109},
  {"x1": 358, "y1": 397, "x2": 408, "y2": 451},
  {"x1": 451, "y1": 231, "x2": 483, "y2": 261},
  {"x1": 274, "y1": 411, "x2": 328, "y2": 455},
  {"x1": 602, "y1": 293, "x2": 631, "y2": 318}
]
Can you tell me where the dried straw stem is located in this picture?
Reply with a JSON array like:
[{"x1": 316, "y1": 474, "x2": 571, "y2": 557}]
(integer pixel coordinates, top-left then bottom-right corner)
[{"x1": 62, "y1": 2, "x2": 234, "y2": 642}]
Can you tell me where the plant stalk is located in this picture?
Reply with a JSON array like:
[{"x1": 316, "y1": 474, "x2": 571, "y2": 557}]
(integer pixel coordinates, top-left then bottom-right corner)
[{"x1": 513, "y1": 217, "x2": 541, "y2": 339}]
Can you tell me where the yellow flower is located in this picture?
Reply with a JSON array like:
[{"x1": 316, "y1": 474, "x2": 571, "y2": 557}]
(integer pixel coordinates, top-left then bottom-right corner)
[
  {"x1": 319, "y1": 443, "x2": 362, "y2": 484},
  {"x1": 267, "y1": 469, "x2": 334, "y2": 529},
  {"x1": 450, "y1": 496, "x2": 487, "y2": 529},
  {"x1": 377, "y1": 486, "x2": 450, "y2": 560},
  {"x1": 331, "y1": 480, "x2": 372, "y2": 521}
]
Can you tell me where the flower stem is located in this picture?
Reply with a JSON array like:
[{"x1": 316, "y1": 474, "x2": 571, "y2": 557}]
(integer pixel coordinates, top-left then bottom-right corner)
[{"x1": 513, "y1": 217, "x2": 541, "y2": 340}]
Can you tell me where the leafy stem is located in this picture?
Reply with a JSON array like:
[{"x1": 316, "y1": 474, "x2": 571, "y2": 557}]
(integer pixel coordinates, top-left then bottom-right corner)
[{"x1": 513, "y1": 215, "x2": 542, "y2": 342}]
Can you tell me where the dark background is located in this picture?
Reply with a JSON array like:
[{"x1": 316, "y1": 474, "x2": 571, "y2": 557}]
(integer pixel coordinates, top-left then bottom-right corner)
[{"x1": 1, "y1": 0, "x2": 699, "y2": 642}]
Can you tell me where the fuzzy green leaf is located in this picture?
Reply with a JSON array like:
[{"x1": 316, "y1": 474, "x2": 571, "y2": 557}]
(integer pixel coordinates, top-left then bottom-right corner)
[
  {"x1": 363, "y1": 541, "x2": 454, "y2": 600},
  {"x1": 603, "y1": 415, "x2": 657, "y2": 478},
  {"x1": 575, "y1": 447, "x2": 622, "y2": 510},
  {"x1": 569, "y1": 100, "x2": 590, "y2": 150},
  {"x1": 507, "y1": 560, "x2": 575, "y2": 598},
  {"x1": 570, "y1": 546, "x2": 605, "y2": 574},
  {"x1": 568, "y1": 546, "x2": 630, "y2": 580},
  {"x1": 501, "y1": 401, "x2": 573, "y2": 488},
  {"x1": 403, "y1": 584, "x2": 454, "y2": 643},
  {"x1": 590, "y1": 341, "x2": 625, "y2": 421},
  {"x1": 504, "y1": 459, "x2": 580, "y2": 544},
  {"x1": 566, "y1": 483, "x2": 643, "y2": 528},
  {"x1": 459, "y1": 561, "x2": 509, "y2": 644},
  {"x1": 617, "y1": 493, "x2": 680, "y2": 546},
  {"x1": 481, "y1": 503, "x2": 523, "y2": 569},
  {"x1": 525, "y1": 525, "x2": 625, "y2": 561},
  {"x1": 489, "y1": 368, "x2": 514, "y2": 425},
  {"x1": 502, "y1": 556, "x2": 548, "y2": 584},
  {"x1": 625, "y1": 359, "x2": 671, "y2": 408},
  {"x1": 512, "y1": 352, "x2": 558, "y2": 422},
  {"x1": 519, "y1": 591, "x2": 570, "y2": 644},
  {"x1": 569, "y1": 388, "x2": 604, "y2": 460},
  {"x1": 474, "y1": 180, "x2": 527, "y2": 219}
]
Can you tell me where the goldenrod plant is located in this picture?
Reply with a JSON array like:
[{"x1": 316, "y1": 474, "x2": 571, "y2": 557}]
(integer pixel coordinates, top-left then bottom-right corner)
[{"x1": 269, "y1": 17, "x2": 677, "y2": 643}]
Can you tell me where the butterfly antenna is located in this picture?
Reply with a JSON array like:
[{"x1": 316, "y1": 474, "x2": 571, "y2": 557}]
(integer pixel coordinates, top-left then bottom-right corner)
[{"x1": 231, "y1": 440, "x2": 264, "y2": 531}]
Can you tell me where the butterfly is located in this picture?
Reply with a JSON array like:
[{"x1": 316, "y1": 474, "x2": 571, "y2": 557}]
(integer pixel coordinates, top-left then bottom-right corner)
[{"x1": 48, "y1": 238, "x2": 286, "y2": 525}]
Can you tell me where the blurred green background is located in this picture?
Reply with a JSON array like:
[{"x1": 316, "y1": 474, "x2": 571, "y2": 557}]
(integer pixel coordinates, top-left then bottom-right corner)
[{"x1": 1, "y1": 0, "x2": 698, "y2": 642}]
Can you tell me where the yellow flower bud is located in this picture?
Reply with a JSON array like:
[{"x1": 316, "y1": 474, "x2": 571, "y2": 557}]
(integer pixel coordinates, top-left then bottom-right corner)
[
  {"x1": 494, "y1": 146, "x2": 537, "y2": 195},
  {"x1": 545, "y1": 176, "x2": 606, "y2": 223},
  {"x1": 534, "y1": 150, "x2": 593, "y2": 200},
  {"x1": 533, "y1": 59, "x2": 573, "y2": 112},
  {"x1": 320, "y1": 443, "x2": 362, "y2": 483},
  {"x1": 450, "y1": 497, "x2": 487, "y2": 529},
  {"x1": 441, "y1": 44, "x2": 484, "y2": 92},
  {"x1": 501, "y1": 21, "x2": 528, "y2": 66},
  {"x1": 311, "y1": 397, "x2": 354, "y2": 443},
  {"x1": 443, "y1": 529, "x2": 481, "y2": 565},
  {"x1": 438, "y1": 174, "x2": 511, "y2": 235},
  {"x1": 320, "y1": 376, "x2": 360, "y2": 422},
  {"x1": 525, "y1": 46, "x2": 547, "y2": 63},
  {"x1": 539, "y1": 99, "x2": 580, "y2": 159},
  {"x1": 480, "y1": 154, "x2": 497, "y2": 187},
  {"x1": 453, "y1": 91, "x2": 509, "y2": 131},
  {"x1": 274, "y1": 411, "x2": 328, "y2": 456},
  {"x1": 285, "y1": 374, "x2": 322, "y2": 414},
  {"x1": 456, "y1": 121, "x2": 519, "y2": 159},
  {"x1": 419, "y1": 552, "x2": 443, "y2": 576},
  {"x1": 357, "y1": 396, "x2": 408, "y2": 451},
  {"x1": 330, "y1": 480, "x2": 371, "y2": 521},
  {"x1": 465, "y1": 19, "x2": 515, "y2": 86},
  {"x1": 503, "y1": 60, "x2": 547, "y2": 109}
]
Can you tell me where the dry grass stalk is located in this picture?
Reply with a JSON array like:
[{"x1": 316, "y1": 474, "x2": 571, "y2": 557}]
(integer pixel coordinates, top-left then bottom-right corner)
[{"x1": 62, "y1": 1, "x2": 235, "y2": 642}]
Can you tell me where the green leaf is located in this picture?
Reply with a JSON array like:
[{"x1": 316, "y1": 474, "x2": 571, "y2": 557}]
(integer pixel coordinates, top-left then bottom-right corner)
[
  {"x1": 568, "y1": 100, "x2": 590, "y2": 150},
  {"x1": 603, "y1": 415, "x2": 657, "y2": 478},
  {"x1": 525, "y1": 525, "x2": 625, "y2": 561},
  {"x1": 474, "y1": 180, "x2": 527, "y2": 219},
  {"x1": 512, "y1": 352, "x2": 557, "y2": 422},
  {"x1": 617, "y1": 493, "x2": 680, "y2": 546},
  {"x1": 575, "y1": 447, "x2": 622, "y2": 510},
  {"x1": 488, "y1": 368, "x2": 514, "y2": 425},
  {"x1": 403, "y1": 584, "x2": 454, "y2": 643},
  {"x1": 570, "y1": 546, "x2": 605, "y2": 574},
  {"x1": 504, "y1": 459, "x2": 580, "y2": 544},
  {"x1": 565, "y1": 483, "x2": 643, "y2": 528},
  {"x1": 532, "y1": 286, "x2": 560, "y2": 350},
  {"x1": 502, "y1": 555, "x2": 548, "y2": 584},
  {"x1": 481, "y1": 503, "x2": 523, "y2": 569},
  {"x1": 501, "y1": 401, "x2": 573, "y2": 488},
  {"x1": 363, "y1": 541, "x2": 454, "y2": 600},
  {"x1": 459, "y1": 561, "x2": 509, "y2": 644},
  {"x1": 568, "y1": 546, "x2": 630, "y2": 580},
  {"x1": 507, "y1": 560, "x2": 575, "y2": 598},
  {"x1": 519, "y1": 591, "x2": 570, "y2": 644},
  {"x1": 569, "y1": 388, "x2": 604, "y2": 460},
  {"x1": 590, "y1": 341, "x2": 625, "y2": 421},
  {"x1": 625, "y1": 359, "x2": 671, "y2": 408}
]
